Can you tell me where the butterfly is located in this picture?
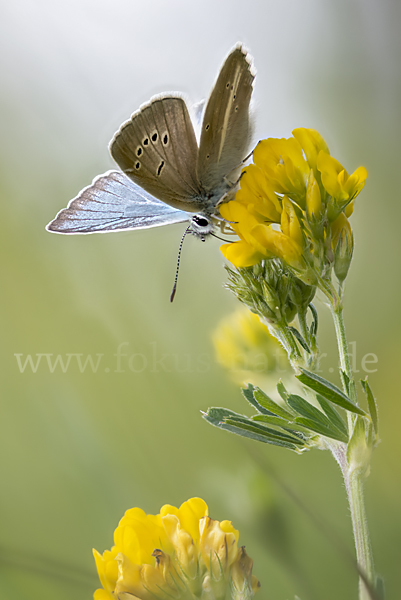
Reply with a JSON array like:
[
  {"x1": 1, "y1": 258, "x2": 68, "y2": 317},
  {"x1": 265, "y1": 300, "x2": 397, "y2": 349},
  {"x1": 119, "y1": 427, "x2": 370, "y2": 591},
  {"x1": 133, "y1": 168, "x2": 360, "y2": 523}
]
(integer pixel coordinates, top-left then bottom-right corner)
[{"x1": 46, "y1": 44, "x2": 255, "y2": 242}]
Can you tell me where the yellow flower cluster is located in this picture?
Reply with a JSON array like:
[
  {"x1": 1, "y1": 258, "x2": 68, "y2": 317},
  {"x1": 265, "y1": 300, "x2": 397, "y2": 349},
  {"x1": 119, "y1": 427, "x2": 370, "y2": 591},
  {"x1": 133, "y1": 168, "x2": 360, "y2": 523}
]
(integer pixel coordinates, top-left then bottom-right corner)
[
  {"x1": 220, "y1": 129, "x2": 367, "y2": 283},
  {"x1": 93, "y1": 497, "x2": 260, "y2": 600}
]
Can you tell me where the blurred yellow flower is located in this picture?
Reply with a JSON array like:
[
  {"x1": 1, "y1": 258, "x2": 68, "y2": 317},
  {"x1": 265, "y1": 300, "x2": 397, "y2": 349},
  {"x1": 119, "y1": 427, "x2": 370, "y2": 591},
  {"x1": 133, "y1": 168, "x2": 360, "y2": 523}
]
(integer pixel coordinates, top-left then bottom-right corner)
[
  {"x1": 213, "y1": 309, "x2": 290, "y2": 385},
  {"x1": 93, "y1": 497, "x2": 260, "y2": 600}
]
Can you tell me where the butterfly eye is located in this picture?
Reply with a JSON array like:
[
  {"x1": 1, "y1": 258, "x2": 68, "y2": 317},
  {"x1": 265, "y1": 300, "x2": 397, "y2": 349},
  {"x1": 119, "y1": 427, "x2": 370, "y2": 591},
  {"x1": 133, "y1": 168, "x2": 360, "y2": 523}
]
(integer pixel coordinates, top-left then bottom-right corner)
[{"x1": 193, "y1": 216, "x2": 209, "y2": 227}]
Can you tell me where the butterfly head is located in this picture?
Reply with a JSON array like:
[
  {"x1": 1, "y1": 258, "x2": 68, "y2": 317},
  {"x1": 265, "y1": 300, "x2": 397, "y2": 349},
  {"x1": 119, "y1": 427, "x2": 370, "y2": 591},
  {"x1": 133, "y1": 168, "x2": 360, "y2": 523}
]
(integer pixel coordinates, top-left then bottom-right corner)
[{"x1": 189, "y1": 214, "x2": 215, "y2": 242}]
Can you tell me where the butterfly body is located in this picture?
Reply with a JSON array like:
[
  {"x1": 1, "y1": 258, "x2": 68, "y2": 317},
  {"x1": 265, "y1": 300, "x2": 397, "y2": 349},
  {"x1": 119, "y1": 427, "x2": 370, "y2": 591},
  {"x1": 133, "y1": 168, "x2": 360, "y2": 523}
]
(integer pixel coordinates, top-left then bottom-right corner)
[{"x1": 46, "y1": 45, "x2": 255, "y2": 239}]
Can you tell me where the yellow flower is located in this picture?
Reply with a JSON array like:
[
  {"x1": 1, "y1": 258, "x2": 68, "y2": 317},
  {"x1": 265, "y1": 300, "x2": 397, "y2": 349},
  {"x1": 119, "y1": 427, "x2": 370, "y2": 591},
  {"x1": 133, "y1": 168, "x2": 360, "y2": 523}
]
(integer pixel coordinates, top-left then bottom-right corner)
[
  {"x1": 93, "y1": 498, "x2": 260, "y2": 600},
  {"x1": 292, "y1": 128, "x2": 330, "y2": 174},
  {"x1": 317, "y1": 151, "x2": 367, "y2": 219},
  {"x1": 236, "y1": 165, "x2": 282, "y2": 223},
  {"x1": 253, "y1": 137, "x2": 310, "y2": 207},
  {"x1": 219, "y1": 201, "x2": 267, "y2": 267},
  {"x1": 219, "y1": 129, "x2": 366, "y2": 284}
]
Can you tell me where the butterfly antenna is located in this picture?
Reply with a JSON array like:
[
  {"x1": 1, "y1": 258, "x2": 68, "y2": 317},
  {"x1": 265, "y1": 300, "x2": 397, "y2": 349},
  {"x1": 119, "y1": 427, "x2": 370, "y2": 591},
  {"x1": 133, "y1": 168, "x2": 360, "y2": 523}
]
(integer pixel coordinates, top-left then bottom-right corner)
[
  {"x1": 170, "y1": 226, "x2": 191, "y2": 302},
  {"x1": 210, "y1": 232, "x2": 234, "y2": 243}
]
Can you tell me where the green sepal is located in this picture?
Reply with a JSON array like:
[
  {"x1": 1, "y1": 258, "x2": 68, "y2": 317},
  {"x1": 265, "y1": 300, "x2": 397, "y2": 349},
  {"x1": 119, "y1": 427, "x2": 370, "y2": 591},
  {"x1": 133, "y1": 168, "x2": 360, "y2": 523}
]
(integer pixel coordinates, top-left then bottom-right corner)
[
  {"x1": 253, "y1": 387, "x2": 294, "y2": 420},
  {"x1": 340, "y1": 370, "x2": 350, "y2": 395},
  {"x1": 316, "y1": 394, "x2": 348, "y2": 438},
  {"x1": 346, "y1": 415, "x2": 371, "y2": 476},
  {"x1": 296, "y1": 368, "x2": 367, "y2": 416},
  {"x1": 361, "y1": 378, "x2": 379, "y2": 434},
  {"x1": 241, "y1": 384, "x2": 274, "y2": 416},
  {"x1": 309, "y1": 303, "x2": 318, "y2": 337}
]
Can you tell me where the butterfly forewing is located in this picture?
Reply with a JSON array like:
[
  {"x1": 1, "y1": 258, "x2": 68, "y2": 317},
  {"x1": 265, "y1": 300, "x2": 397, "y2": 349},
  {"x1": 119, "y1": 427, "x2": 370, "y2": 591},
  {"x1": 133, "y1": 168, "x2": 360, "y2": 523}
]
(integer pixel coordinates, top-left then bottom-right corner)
[
  {"x1": 46, "y1": 170, "x2": 188, "y2": 234},
  {"x1": 46, "y1": 44, "x2": 255, "y2": 240},
  {"x1": 110, "y1": 96, "x2": 204, "y2": 212},
  {"x1": 197, "y1": 46, "x2": 254, "y2": 193}
]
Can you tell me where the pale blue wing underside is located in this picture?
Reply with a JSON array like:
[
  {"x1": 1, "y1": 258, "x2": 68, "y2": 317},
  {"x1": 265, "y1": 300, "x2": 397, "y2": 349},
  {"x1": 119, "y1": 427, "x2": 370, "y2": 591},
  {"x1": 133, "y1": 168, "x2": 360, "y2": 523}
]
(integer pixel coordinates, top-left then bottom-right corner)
[{"x1": 46, "y1": 170, "x2": 189, "y2": 234}]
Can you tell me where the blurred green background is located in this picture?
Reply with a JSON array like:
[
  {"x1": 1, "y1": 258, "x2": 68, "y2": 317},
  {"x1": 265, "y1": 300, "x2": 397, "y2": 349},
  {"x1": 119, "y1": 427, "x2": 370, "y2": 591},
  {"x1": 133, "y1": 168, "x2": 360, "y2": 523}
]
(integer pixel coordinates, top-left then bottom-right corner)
[{"x1": 1, "y1": 1, "x2": 400, "y2": 598}]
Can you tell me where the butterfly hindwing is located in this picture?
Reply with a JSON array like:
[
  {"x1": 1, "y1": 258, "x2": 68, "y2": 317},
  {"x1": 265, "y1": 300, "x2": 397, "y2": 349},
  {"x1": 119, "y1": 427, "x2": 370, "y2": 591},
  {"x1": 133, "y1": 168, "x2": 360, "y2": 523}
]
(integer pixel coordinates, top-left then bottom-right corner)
[
  {"x1": 46, "y1": 170, "x2": 189, "y2": 234},
  {"x1": 197, "y1": 45, "x2": 254, "y2": 194},
  {"x1": 110, "y1": 96, "x2": 203, "y2": 212}
]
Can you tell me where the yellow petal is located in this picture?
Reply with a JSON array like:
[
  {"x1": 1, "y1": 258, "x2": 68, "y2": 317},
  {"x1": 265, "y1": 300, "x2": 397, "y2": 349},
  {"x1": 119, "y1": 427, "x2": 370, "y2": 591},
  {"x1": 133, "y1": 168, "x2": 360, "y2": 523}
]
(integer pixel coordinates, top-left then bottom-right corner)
[
  {"x1": 306, "y1": 170, "x2": 323, "y2": 219},
  {"x1": 343, "y1": 166, "x2": 368, "y2": 199},
  {"x1": 250, "y1": 225, "x2": 304, "y2": 271},
  {"x1": 199, "y1": 517, "x2": 239, "y2": 578},
  {"x1": 93, "y1": 548, "x2": 119, "y2": 594},
  {"x1": 253, "y1": 138, "x2": 309, "y2": 203},
  {"x1": 94, "y1": 589, "x2": 114, "y2": 600},
  {"x1": 220, "y1": 241, "x2": 264, "y2": 267},
  {"x1": 293, "y1": 128, "x2": 330, "y2": 172},
  {"x1": 176, "y1": 497, "x2": 209, "y2": 544}
]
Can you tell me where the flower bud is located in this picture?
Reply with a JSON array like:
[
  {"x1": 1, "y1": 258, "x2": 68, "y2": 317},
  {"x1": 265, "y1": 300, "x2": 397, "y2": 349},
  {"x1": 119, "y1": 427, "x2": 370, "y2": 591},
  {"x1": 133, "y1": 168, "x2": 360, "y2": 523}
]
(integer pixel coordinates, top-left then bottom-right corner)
[{"x1": 331, "y1": 213, "x2": 353, "y2": 283}]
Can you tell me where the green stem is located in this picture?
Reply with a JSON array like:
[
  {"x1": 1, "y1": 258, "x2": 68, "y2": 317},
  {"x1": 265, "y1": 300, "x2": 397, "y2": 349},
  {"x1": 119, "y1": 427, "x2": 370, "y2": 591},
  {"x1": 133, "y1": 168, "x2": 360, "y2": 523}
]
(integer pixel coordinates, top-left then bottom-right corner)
[
  {"x1": 330, "y1": 300, "x2": 358, "y2": 407},
  {"x1": 347, "y1": 469, "x2": 376, "y2": 600},
  {"x1": 321, "y1": 279, "x2": 376, "y2": 599},
  {"x1": 332, "y1": 446, "x2": 376, "y2": 600}
]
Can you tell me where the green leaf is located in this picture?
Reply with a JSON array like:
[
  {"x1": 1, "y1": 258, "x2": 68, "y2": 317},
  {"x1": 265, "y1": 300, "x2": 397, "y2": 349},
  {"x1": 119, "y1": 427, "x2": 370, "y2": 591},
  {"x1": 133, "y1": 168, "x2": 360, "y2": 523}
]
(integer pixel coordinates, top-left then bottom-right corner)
[
  {"x1": 241, "y1": 384, "x2": 274, "y2": 416},
  {"x1": 286, "y1": 394, "x2": 349, "y2": 443},
  {"x1": 293, "y1": 416, "x2": 349, "y2": 443},
  {"x1": 203, "y1": 407, "x2": 246, "y2": 427},
  {"x1": 202, "y1": 408, "x2": 306, "y2": 451},
  {"x1": 289, "y1": 326, "x2": 311, "y2": 353},
  {"x1": 296, "y1": 368, "x2": 367, "y2": 416},
  {"x1": 251, "y1": 415, "x2": 309, "y2": 441},
  {"x1": 252, "y1": 414, "x2": 293, "y2": 428},
  {"x1": 375, "y1": 575, "x2": 386, "y2": 600},
  {"x1": 286, "y1": 393, "x2": 327, "y2": 422},
  {"x1": 224, "y1": 418, "x2": 306, "y2": 451},
  {"x1": 316, "y1": 394, "x2": 349, "y2": 439},
  {"x1": 277, "y1": 380, "x2": 289, "y2": 402},
  {"x1": 226, "y1": 415, "x2": 305, "y2": 445},
  {"x1": 361, "y1": 378, "x2": 379, "y2": 434},
  {"x1": 253, "y1": 387, "x2": 294, "y2": 420}
]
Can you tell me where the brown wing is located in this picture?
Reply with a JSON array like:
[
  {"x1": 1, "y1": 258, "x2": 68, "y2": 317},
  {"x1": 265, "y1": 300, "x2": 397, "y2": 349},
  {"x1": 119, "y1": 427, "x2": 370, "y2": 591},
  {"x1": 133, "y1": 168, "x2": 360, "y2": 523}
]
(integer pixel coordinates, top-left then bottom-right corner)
[
  {"x1": 197, "y1": 45, "x2": 255, "y2": 193},
  {"x1": 110, "y1": 96, "x2": 204, "y2": 212}
]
